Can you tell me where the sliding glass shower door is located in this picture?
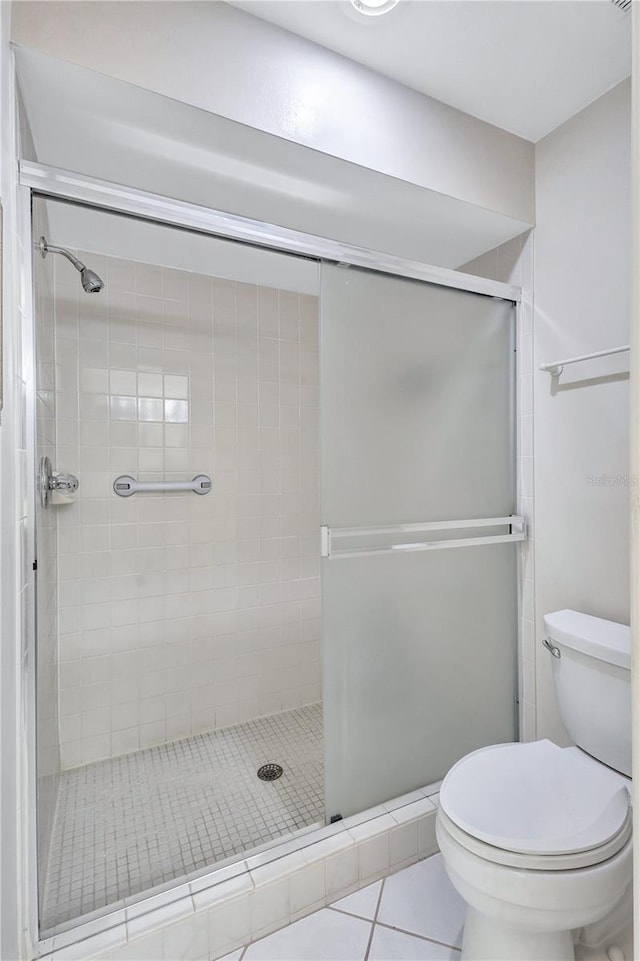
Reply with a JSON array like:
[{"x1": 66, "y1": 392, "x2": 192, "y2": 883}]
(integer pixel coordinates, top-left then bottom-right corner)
[{"x1": 321, "y1": 264, "x2": 519, "y2": 820}]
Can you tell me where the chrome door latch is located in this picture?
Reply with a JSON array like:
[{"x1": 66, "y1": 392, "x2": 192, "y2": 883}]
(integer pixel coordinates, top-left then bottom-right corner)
[
  {"x1": 39, "y1": 456, "x2": 79, "y2": 509},
  {"x1": 542, "y1": 637, "x2": 561, "y2": 659}
]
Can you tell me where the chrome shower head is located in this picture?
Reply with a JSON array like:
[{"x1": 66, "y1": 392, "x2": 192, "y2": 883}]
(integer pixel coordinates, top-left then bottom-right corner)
[
  {"x1": 80, "y1": 267, "x2": 105, "y2": 294},
  {"x1": 37, "y1": 236, "x2": 105, "y2": 294}
]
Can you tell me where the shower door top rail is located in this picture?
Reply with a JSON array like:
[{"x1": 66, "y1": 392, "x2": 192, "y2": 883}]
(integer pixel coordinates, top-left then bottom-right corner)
[
  {"x1": 19, "y1": 161, "x2": 521, "y2": 303},
  {"x1": 320, "y1": 516, "x2": 527, "y2": 559}
]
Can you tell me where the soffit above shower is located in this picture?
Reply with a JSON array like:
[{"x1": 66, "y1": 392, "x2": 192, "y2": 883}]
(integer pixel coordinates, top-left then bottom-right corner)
[
  {"x1": 12, "y1": 2, "x2": 534, "y2": 224},
  {"x1": 228, "y1": 0, "x2": 632, "y2": 143},
  {"x1": 15, "y1": 47, "x2": 531, "y2": 272}
]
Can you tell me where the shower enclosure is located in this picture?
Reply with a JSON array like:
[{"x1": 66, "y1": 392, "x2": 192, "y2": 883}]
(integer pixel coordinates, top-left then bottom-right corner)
[{"x1": 24, "y1": 167, "x2": 523, "y2": 940}]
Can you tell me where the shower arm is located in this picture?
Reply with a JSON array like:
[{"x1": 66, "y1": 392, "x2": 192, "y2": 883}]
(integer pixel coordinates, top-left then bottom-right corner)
[{"x1": 36, "y1": 236, "x2": 85, "y2": 272}]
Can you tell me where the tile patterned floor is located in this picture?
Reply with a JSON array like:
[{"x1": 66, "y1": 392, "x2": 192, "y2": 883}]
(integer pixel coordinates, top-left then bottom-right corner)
[
  {"x1": 42, "y1": 705, "x2": 323, "y2": 931},
  {"x1": 226, "y1": 854, "x2": 464, "y2": 961},
  {"x1": 223, "y1": 852, "x2": 634, "y2": 961}
]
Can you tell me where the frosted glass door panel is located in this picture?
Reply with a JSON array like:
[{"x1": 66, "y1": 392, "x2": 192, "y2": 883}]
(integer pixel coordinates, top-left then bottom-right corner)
[
  {"x1": 321, "y1": 266, "x2": 514, "y2": 528},
  {"x1": 321, "y1": 264, "x2": 517, "y2": 819},
  {"x1": 323, "y1": 546, "x2": 517, "y2": 820}
]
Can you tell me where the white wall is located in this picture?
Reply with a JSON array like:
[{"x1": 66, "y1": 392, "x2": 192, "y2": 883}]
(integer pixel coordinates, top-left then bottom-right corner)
[
  {"x1": 533, "y1": 79, "x2": 632, "y2": 743},
  {"x1": 1, "y1": 2, "x2": 36, "y2": 957},
  {"x1": 1, "y1": 3, "x2": 21, "y2": 959},
  {"x1": 11, "y1": 1, "x2": 534, "y2": 224}
]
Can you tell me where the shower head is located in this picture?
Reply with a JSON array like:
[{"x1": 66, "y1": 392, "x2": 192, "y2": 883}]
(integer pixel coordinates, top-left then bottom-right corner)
[
  {"x1": 36, "y1": 236, "x2": 105, "y2": 294},
  {"x1": 80, "y1": 266, "x2": 105, "y2": 294}
]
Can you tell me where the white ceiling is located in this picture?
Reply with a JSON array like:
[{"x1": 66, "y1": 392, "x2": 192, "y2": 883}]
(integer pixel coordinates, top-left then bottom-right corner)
[{"x1": 228, "y1": 0, "x2": 631, "y2": 142}]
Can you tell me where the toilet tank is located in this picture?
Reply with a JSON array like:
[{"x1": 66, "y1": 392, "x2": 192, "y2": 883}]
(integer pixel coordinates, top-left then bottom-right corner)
[{"x1": 543, "y1": 610, "x2": 631, "y2": 777}]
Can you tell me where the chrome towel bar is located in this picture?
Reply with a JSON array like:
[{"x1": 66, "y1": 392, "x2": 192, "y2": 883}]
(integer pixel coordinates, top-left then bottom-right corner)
[
  {"x1": 113, "y1": 474, "x2": 212, "y2": 497},
  {"x1": 321, "y1": 516, "x2": 526, "y2": 559}
]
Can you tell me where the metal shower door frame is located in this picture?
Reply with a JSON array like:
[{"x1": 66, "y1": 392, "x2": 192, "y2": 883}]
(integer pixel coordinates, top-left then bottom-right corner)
[
  {"x1": 19, "y1": 162, "x2": 520, "y2": 302},
  {"x1": 18, "y1": 160, "x2": 522, "y2": 946}
]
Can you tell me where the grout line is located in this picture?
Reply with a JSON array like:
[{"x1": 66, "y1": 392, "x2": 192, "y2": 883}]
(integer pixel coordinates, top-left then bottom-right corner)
[
  {"x1": 374, "y1": 919, "x2": 461, "y2": 952},
  {"x1": 363, "y1": 878, "x2": 385, "y2": 961},
  {"x1": 326, "y1": 906, "x2": 379, "y2": 924},
  {"x1": 372, "y1": 879, "x2": 385, "y2": 924},
  {"x1": 362, "y1": 921, "x2": 375, "y2": 961}
]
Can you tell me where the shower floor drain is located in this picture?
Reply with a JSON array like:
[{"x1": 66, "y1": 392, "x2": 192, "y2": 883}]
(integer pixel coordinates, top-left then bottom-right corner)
[{"x1": 257, "y1": 763, "x2": 284, "y2": 781}]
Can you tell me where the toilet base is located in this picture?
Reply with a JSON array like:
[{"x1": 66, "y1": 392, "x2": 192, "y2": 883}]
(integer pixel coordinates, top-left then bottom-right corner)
[{"x1": 462, "y1": 906, "x2": 575, "y2": 961}]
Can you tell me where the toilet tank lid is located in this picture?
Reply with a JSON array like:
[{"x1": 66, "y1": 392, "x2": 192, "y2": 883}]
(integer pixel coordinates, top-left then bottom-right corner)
[{"x1": 544, "y1": 610, "x2": 629, "y2": 670}]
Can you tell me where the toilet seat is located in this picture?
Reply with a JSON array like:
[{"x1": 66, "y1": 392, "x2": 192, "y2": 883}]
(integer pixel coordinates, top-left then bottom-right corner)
[
  {"x1": 440, "y1": 739, "x2": 630, "y2": 865},
  {"x1": 437, "y1": 806, "x2": 632, "y2": 871}
]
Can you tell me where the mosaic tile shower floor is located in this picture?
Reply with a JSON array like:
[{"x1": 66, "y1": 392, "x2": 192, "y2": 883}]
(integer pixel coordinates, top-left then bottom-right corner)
[{"x1": 42, "y1": 704, "x2": 324, "y2": 930}]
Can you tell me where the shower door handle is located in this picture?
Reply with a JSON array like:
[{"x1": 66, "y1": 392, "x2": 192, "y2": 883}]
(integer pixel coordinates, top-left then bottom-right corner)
[{"x1": 320, "y1": 516, "x2": 527, "y2": 559}]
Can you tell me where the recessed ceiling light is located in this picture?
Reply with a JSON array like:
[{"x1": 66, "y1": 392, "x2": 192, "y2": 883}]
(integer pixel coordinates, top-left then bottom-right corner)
[{"x1": 350, "y1": 0, "x2": 399, "y2": 17}]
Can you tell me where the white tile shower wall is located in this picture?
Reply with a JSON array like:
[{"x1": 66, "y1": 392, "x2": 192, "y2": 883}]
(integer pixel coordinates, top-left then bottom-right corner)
[
  {"x1": 53, "y1": 253, "x2": 321, "y2": 767},
  {"x1": 461, "y1": 232, "x2": 536, "y2": 740},
  {"x1": 33, "y1": 202, "x2": 61, "y2": 898}
]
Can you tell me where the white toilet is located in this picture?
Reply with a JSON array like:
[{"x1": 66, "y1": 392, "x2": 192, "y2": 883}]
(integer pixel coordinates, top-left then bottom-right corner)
[{"x1": 436, "y1": 610, "x2": 633, "y2": 961}]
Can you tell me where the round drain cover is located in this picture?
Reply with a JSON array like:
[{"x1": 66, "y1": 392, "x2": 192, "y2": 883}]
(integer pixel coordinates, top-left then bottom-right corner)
[{"x1": 257, "y1": 763, "x2": 283, "y2": 781}]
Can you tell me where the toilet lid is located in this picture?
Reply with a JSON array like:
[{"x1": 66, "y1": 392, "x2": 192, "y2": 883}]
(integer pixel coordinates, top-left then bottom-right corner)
[{"x1": 440, "y1": 740, "x2": 630, "y2": 856}]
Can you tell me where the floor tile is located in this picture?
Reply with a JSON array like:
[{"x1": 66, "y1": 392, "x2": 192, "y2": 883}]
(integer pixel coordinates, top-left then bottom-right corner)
[
  {"x1": 575, "y1": 923, "x2": 633, "y2": 961},
  {"x1": 329, "y1": 879, "x2": 382, "y2": 920},
  {"x1": 377, "y1": 855, "x2": 465, "y2": 948},
  {"x1": 243, "y1": 908, "x2": 371, "y2": 960},
  {"x1": 369, "y1": 925, "x2": 461, "y2": 960},
  {"x1": 43, "y1": 704, "x2": 323, "y2": 930}
]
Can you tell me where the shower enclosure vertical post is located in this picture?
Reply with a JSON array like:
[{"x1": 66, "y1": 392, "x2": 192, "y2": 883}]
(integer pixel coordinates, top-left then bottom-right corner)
[
  {"x1": 513, "y1": 298, "x2": 521, "y2": 743},
  {"x1": 18, "y1": 180, "x2": 41, "y2": 952},
  {"x1": 629, "y1": 8, "x2": 640, "y2": 961}
]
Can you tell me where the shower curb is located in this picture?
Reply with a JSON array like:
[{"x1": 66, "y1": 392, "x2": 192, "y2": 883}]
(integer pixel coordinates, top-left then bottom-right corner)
[{"x1": 36, "y1": 785, "x2": 441, "y2": 960}]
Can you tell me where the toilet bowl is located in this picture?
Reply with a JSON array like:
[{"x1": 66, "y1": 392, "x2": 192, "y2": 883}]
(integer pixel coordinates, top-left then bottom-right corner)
[
  {"x1": 436, "y1": 611, "x2": 633, "y2": 961},
  {"x1": 436, "y1": 740, "x2": 632, "y2": 960}
]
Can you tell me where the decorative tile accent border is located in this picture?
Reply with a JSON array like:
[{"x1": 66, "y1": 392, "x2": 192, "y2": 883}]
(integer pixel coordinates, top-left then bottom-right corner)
[{"x1": 37, "y1": 783, "x2": 441, "y2": 961}]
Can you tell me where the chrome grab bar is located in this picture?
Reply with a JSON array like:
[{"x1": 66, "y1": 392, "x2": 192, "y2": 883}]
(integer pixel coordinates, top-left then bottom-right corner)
[
  {"x1": 321, "y1": 516, "x2": 527, "y2": 559},
  {"x1": 113, "y1": 474, "x2": 212, "y2": 497}
]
